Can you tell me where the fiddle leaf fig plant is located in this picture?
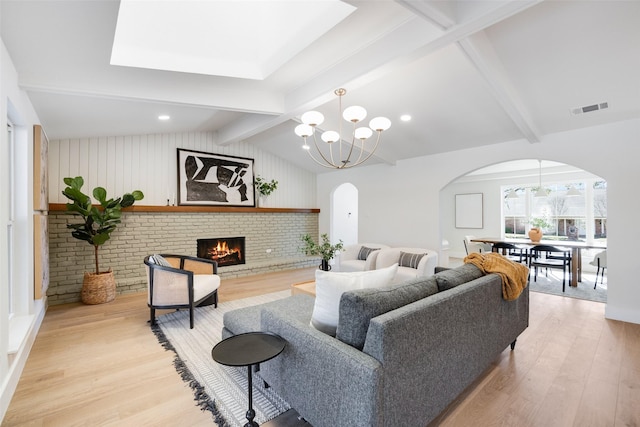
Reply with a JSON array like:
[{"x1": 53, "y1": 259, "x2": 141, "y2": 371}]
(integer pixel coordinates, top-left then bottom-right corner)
[{"x1": 62, "y1": 176, "x2": 144, "y2": 275}]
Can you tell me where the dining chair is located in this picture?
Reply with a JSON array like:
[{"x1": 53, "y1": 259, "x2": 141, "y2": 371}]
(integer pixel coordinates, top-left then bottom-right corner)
[
  {"x1": 491, "y1": 242, "x2": 527, "y2": 263},
  {"x1": 589, "y1": 250, "x2": 607, "y2": 288},
  {"x1": 529, "y1": 245, "x2": 572, "y2": 292},
  {"x1": 463, "y1": 235, "x2": 492, "y2": 255}
]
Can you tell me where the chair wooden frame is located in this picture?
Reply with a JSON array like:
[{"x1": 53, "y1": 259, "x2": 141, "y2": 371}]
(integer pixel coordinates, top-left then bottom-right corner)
[{"x1": 144, "y1": 254, "x2": 219, "y2": 329}]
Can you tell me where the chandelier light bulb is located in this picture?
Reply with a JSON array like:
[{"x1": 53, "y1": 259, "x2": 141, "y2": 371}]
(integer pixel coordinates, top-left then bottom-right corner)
[
  {"x1": 301, "y1": 111, "x2": 324, "y2": 127},
  {"x1": 354, "y1": 127, "x2": 373, "y2": 140},
  {"x1": 369, "y1": 116, "x2": 391, "y2": 132},
  {"x1": 343, "y1": 106, "x2": 367, "y2": 123},
  {"x1": 302, "y1": 142, "x2": 310, "y2": 150},
  {"x1": 294, "y1": 124, "x2": 314, "y2": 138},
  {"x1": 321, "y1": 130, "x2": 340, "y2": 143}
]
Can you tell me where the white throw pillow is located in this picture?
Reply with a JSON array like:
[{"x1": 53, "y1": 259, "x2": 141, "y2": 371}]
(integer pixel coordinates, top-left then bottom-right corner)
[{"x1": 311, "y1": 263, "x2": 398, "y2": 336}]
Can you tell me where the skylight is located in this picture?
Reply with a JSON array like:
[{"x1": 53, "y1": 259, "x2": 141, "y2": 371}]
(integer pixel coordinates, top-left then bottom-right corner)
[{"x1": 110, "y1": 0, "x2": 356, "y2": 80}]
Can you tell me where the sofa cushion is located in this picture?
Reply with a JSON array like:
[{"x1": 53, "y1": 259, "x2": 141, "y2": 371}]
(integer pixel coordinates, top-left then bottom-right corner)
[
  {"x1": 223, "y1": 294, "x2": 315, "y2": 335},
  {"x1": 358, "y1": 246, "x2": 380, "y2": 261},
  {"x1": 336, "y1": 276, "x2": 439, "y2": 349},
  {"x1": 398, "y1": 251, "x2": 427, "y2": 269},
  {"x1": 311, "y1": 264, "x2": 398, "y2": 336},
  {"x1": 435, "y1": 263, "x2": 484, "y2": 292}
]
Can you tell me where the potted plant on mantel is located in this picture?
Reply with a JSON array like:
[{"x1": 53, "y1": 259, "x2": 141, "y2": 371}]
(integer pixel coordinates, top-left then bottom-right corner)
[
  {"x1": 528, "y1": 217, "x2": 552, "y2": 242},
  {"x1": 255, "y1": 175, "x2": 278, "y2": 207},
  {"x1": 62, "y1": 176, "x2": 144, "y2": 304},
  {"x1": 300, "y1": 233, "x2": 344, "y2": 271}
]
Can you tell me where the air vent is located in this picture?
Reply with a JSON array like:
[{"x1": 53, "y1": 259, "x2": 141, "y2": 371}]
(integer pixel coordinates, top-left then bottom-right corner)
[{"x1": 570, "y1": 101, "x2": 609, "y2": 115}]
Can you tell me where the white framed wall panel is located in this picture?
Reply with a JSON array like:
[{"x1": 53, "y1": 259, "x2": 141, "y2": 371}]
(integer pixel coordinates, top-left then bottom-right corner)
[{"x1": 48, "y1": 131, "x2": 316, "y2": 208}]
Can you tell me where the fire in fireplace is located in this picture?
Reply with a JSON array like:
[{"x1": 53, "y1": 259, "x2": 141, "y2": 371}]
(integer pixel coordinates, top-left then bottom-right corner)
[{"x1": 197, "y1": 237, "x2": 245, "y2": 267}]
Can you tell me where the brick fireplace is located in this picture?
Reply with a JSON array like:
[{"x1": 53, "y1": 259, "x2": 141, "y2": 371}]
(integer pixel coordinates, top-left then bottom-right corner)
[{"x1": 197, "y1": 237, "x2": 245, "y2": 267}]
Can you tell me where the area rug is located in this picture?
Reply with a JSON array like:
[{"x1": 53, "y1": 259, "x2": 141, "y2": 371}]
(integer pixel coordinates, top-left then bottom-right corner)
[
  {"x1": 527, "y1": 269, "x2": 607, "y2": 303},
  {"x1": 151, "y1": 290, "x2": 292, "y2": 426}
]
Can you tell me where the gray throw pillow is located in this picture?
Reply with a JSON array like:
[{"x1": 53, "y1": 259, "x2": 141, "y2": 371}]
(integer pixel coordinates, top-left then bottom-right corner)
[
  {"x1": 336, "y1": 276, "x2": 439, "y2": 349},
  {"x1": 358, "y1": 246, "x2": 380, "y2": 261},
  {"x1": 398, "y1": 251, "x2": 426, "y2": 269},
  {"x1": 435, "y1": 263, "x2": 483, "y2": 292}
]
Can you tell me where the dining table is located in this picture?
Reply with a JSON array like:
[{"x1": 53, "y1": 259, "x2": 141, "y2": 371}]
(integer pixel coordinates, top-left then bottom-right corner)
[{"x1": 470, "y1": 237, "x2": 606, "y2": 287}]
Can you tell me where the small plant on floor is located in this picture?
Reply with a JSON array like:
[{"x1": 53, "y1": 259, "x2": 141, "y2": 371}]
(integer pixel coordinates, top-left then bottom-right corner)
[{"x1": 300, "y1": 233, "x2": 344, "y2": 271}]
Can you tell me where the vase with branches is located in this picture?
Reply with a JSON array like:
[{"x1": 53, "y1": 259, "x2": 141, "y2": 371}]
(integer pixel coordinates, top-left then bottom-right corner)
[
  {"x1": 255, "y1": 175, "x2": 278, "y2": 207},
  {"x1": 300, "y1": 233, "x2": 344, "y2": 271}
]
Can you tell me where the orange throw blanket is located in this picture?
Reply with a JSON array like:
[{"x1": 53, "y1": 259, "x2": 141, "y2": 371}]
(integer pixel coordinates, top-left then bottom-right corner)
[{"x1": 464, "y1": 252, "x2": 529, "y2": 301}]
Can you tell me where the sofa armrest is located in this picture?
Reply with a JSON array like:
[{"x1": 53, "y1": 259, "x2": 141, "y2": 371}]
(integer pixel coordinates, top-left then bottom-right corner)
[
  {"x1": 260, "y1": 307, "x2": 383, "y2": 427},
  {"x1": 415, "y1": 251, "x2": 438, "y2": 277},
  {"x1": 364, "y1": 249, "x2": 382, "y2": 270}
]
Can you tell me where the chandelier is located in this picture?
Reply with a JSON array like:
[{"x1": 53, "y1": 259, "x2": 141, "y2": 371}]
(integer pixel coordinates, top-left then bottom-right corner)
[{"x1": 294, "y1": 88, "x2": 391, "y2": 169}]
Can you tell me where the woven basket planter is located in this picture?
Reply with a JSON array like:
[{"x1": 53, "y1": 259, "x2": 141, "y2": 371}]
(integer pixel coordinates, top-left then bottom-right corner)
[{"x1": 81, "y1": 270, "x2": 116, "y2": 304}]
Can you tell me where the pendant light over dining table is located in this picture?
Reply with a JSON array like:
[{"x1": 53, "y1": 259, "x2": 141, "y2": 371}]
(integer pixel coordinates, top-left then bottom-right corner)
[
  {"x1": 534, "y1": 159, "x2": 547, "y2": 197},
  {"x1": 294, "y1": 88, "x2": 391, "y2": 169}
]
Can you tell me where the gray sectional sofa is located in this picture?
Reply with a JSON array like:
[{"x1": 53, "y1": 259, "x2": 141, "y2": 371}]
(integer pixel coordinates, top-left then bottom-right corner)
[{"x1": 222, "y1": 263, "x2": 529, "y2": 427}]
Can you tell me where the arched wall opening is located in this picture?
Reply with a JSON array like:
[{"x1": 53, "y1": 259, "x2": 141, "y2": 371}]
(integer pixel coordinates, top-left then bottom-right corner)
[{"x1": 439, "y1": 158, "x2": 607, "y2": 297}]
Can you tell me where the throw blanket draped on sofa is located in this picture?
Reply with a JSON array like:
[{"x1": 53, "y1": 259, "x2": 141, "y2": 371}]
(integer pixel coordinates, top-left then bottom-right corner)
[{"x1": 464, "y1": 252, "x2": 528, "y2": 300}]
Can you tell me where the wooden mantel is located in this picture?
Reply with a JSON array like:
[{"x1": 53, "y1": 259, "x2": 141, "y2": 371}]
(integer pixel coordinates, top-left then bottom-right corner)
[{"x1": 48, "y1": 203, "x2": 319, "y2": 214}]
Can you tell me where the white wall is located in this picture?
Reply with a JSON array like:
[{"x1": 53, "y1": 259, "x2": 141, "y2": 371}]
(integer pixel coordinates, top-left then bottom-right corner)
[
  {"x1": 317, "y1": 118, "x2": 640, "y2": 325},
  {"x1": 48, "y1": 134, "x2": 316, "y2": 208},
  {"x1": 1, "y1": 39, "x2": 46, "y2": 423}
]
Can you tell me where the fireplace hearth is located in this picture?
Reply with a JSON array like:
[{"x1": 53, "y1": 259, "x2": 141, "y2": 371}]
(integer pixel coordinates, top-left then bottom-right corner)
[{"x1": 197, "y1": 237, "x2": 245, "y2": 267}]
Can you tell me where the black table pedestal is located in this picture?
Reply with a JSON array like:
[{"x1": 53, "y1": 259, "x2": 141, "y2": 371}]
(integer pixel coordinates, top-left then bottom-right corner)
[{"x1": 212, "y1": 332, "x2": 286, "y2": 427}]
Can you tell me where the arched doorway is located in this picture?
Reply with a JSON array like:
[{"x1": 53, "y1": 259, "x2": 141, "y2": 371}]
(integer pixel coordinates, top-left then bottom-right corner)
[
  {"x1": 441, "y1": 159, "x2": 607, "y2": 303},
  {"x1": 331, "y1": 183, "x2": 358, "y2": 246}
]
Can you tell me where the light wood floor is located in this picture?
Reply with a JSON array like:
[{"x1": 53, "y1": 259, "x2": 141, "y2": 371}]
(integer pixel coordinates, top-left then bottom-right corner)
[{"x1": 3, "y1": 267, "x2": 639, "y2": 427}]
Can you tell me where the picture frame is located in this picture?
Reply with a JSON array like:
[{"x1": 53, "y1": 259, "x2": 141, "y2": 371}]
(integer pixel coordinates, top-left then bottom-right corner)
[
  {"x1": 455, "y1": 193, "x2": 483, "y2": 229},
  {"x1": 177, "y1": 148, "x2": 255, "y2": 207}
]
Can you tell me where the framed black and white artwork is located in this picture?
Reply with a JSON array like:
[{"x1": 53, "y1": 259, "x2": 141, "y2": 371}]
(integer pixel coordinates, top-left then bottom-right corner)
[
  {"x1": 455, "y1": 193, "x2": 483, "y2": 229},
  {"x1": 177, "y1": 148, "x2": 255, "y2": 207}
]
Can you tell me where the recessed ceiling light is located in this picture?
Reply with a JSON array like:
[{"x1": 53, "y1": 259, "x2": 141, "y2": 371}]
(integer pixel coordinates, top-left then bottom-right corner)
[
  {"x1": 158, "y1": 115, "x2": 170, "y2": 121},
  {"x1": 400, "y1": 114, "x2": 411, "y2": 122}
]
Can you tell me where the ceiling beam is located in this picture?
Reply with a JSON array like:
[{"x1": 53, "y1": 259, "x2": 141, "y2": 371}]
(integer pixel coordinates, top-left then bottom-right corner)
[
  {"x1": 457, "y1": 33, "x2": 541, "y2": 143},
  {"x1": 217, "y1": 0, "x2": 542, "y2": 154}
]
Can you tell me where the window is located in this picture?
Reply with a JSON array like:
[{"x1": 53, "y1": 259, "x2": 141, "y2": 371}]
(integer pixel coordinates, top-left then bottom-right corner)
[
  {"x1": 503, "y1": 180, "x2": 607, "y2": 243},
  {"x1": 5, "y1": 121, "x2": 16, "y2": 317}
]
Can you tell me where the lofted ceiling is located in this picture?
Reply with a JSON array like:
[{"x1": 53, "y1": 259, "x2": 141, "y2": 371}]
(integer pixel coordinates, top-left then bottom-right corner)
[{"x1": 1, "y1": 0, "x2": 638, "y2": 174}]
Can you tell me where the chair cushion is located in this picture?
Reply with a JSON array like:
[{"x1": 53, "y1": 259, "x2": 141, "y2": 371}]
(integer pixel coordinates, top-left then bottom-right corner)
[
  {"x1": 435, "y1": 263, "x2": 484, "y2": 292},
  {"x1": 398, "y1": 251, "x2": 427, "y2": 269},
  {"x1": 193, "y1": 274, "x2": 220, "y2": 301},
  {"x1": 358, "y1": 246, "x2": 380, "y2": 261},
  {"x1": 311, "y1": 264, "x2": 398, "y2": 336},
  {"x1": 336, "y1": 276, "x2": 439, "y2": 349}
]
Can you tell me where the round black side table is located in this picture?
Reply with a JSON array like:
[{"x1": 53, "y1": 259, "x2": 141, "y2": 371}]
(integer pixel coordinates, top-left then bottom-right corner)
[{"x1": 212, "y1": 332, "x2": 286, "y2": 427}]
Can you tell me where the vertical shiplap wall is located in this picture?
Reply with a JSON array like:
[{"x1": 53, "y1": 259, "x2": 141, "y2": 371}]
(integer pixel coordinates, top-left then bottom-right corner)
[{"x1": 48, "y1": 131, "x2": 316, "y2": 208}]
